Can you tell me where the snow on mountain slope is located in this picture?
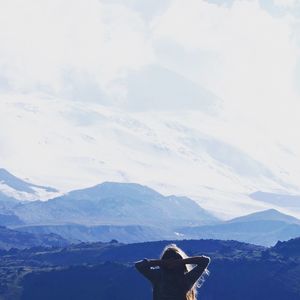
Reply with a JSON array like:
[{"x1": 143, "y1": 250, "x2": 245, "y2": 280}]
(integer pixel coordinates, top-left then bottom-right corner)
[
  {"x1": 1, "y1": 93, "x2": 300, "y2": 218},
  {"x1": 0, "y1": 168, "x2": 59, "y2": 201}
]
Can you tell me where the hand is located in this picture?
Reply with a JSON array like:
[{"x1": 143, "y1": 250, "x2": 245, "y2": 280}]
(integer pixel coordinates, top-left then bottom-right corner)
[{"x1": 163, "y1": 259, "x2": 183, "y2": 269}]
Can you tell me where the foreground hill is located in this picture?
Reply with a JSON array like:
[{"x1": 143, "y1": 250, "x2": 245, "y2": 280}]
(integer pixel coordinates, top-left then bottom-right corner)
[{"x1": 0, "y1": 238, "x2": 300, "y2": 300}]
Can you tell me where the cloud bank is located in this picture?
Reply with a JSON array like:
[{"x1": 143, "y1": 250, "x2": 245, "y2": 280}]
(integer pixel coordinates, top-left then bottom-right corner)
[{"x1": 0, "y1": 0, "x2": 299, "y2": 140}]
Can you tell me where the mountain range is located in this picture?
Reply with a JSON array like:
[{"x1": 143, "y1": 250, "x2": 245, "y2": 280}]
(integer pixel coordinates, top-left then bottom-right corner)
[
  {"x1": 1, "y1": 94, "x2": 300, "y2": 219},
  {"x1": 11, "y1": 181, "x2": 218, "y2": 226},
  {"x1": 1, "y1": 169, "x2": 300, "y2": 246}
]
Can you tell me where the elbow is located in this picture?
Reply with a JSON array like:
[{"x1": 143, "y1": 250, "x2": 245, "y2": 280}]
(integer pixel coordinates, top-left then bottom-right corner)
[
  {"x1": 135, "y1": 261, "x2": 143, "y2": 270},
  {"x1": 135, "y1": 259, "x2": 148, "y2": 270},
  {"x1": 204, "y1": 256, "x2": 210, "y2": 267},
  {"x1": 202, "y1": 256, "x2": 211, "y2": 268}
]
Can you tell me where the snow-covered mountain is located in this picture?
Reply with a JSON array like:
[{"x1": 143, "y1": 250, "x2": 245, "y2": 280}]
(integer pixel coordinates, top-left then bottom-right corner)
[
  {"x1": 0, "y1": 168, "x2": 59, "y2": 201},
  {"x1": 12, "y1": 182, "x2": 218, "y2": 226},
  {"x1": 1, "y1": 92, "x2": 300, "y2": 219}
]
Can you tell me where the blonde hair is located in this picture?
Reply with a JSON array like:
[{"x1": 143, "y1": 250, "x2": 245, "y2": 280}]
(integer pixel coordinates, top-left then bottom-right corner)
[{"x1": 160, "y1": 244, "x2": 207, "y2": 300}]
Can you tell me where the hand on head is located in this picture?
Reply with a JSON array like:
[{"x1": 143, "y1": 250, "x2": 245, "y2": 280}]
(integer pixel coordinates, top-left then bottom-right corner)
[{"x1": 163, "y1": 258, "x2": 183, "y2": 270}]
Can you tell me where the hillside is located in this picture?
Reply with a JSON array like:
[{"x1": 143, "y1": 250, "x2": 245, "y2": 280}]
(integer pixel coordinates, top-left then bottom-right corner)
[
  {"x1": 177, "y1": 209, "x2": 300, "y2": 246},
  {"x1": 0, "y1": 226, "x2": 69, "y2": 250},
  {"x1": 2, "y1": 96, "x2": 300, "y2": 219},
  {"x1": 15, "y1": 224, "x2": 178, "y2": 244},
  {"x1": 228, "y1": 208, "x2": 300, "y2": 224}
]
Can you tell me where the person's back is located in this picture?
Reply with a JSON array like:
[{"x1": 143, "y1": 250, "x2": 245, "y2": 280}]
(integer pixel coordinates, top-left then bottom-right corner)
[{"x1": 135, "y1": 244, "x2": 210, "y2": 300}]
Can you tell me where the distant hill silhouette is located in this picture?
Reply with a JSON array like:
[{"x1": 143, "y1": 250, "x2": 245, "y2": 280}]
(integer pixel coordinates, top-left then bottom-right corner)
[
  {"x1": 177, "y1": 209, "x2": 300, "y2": 246},
  {"x1": 228, "y1": 208, "x2": 300, "y2": 224},
  {"x1": 0, "y1": 225, "x2": 69, "y2": 250},
  {"x1": 0, "y1": 213, "x2": 24, "y2": 226},
  {"x1": 16, "y1": 223, "x2": 178, "y2": 243}
]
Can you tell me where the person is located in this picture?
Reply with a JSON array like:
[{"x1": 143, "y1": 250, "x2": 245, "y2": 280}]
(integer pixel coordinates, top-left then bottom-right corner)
[{"x1": 135, "y1": 244, "x2": 210, "y2": 300}]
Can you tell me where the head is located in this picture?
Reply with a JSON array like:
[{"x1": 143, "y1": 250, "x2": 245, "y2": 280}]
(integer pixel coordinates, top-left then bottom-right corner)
[
  {"x1": 161, "y1": 244, "x2": 189, "y2": 273},
  {"x1": 160, "y1": 244, "x2": 196, "y2": 300}
]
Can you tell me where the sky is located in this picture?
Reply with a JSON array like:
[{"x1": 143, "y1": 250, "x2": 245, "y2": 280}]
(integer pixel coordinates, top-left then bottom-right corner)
[
  {"x1": 0, "y1": 0, "x2": 299, "y2": 142},
  {"x1": 0, "y1": 2, "x2": 300, "y2": 175},
  {"x1": 0, "y1": 0, "x2": 299, "y2": 109},
  {"x1": 1, "y1": 0, "x2": 300, "y2": 217}
]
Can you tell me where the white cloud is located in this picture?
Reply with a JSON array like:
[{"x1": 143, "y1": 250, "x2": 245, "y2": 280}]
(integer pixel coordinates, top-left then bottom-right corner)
[
  {"x1": 152, "y1": 0, "x2": 300, "y2": 140},
  {"x1": 273, "y1": 0, "x2": 299, "y2": 9},
  {"x1": 1, "y1": 0, "x2": 298, "y2": 116},
  {"x1": 0, "y1": 0, "x2": 154, "y2": 96},
  {"x1": 1, "y1": 0, "x2": 300, "y2": 216}
]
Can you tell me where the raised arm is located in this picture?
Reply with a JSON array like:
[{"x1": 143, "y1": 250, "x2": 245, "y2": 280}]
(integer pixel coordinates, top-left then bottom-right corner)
[
  {"x1": 159, "y1": 255, "x2": 210, "y2": 270},
  {"x1": 183, "y1": 255, "x2": 210, "y2": 266},
  {"x1": 135, "y1": 259, "x2": 163, "y2": 283},
  {"x1": 184, "y1": 256, "x2": 211, "y2": 289}
]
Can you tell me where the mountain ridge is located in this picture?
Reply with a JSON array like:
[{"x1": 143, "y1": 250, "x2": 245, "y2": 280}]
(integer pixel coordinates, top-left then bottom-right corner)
[
  {"x1": 11, "y1": 181, "x2": 218, "y2": 227},
  {"x1": 177, "y1": 208, "x2": 300, "y2": 246},
  {"x1": 0, "y1": 168, "x2": 59, "y2": 201},
  {"x1": 2, "y1": 96, "x2": 300, "y2": 219}
]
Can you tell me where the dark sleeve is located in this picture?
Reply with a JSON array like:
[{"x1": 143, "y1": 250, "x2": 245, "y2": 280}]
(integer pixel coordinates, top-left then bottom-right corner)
[
  {"x1": 185, "y1": 257, "x2": 210, "y2": 290},
  {"x1": 135, "y1": 260, "x2": 161, "y2": 284}
]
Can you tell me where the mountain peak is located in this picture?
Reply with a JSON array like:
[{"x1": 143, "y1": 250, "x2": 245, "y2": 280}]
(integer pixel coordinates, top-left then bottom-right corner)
[
  {"x1": 68, "y1": 181, "x2": 163, "y2": 200},
  {"x1": 228, "y1": 209, "x2": 300, "y2": 224},
  {"x1": 98, "y1": 181, "x2": 162, "y2": 195},
  {"x1": 0, "y1": 168, "x2": 19, "y2": 181},
  {"x1": 26, "y1": 181, "x2": 217, "y2": 227}
]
